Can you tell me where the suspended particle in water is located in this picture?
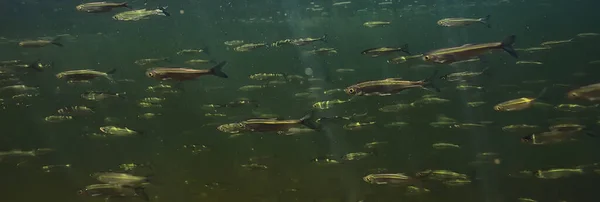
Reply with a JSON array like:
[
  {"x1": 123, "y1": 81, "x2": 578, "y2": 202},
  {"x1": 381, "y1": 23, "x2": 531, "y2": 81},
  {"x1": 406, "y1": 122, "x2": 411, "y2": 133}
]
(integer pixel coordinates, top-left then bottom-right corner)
[
  {"x1": 304, "y1": 68, "x2": 313, "y2": 76},
  {"x1": 180, "y1": 10, "x2": 185, "y2": 15}
]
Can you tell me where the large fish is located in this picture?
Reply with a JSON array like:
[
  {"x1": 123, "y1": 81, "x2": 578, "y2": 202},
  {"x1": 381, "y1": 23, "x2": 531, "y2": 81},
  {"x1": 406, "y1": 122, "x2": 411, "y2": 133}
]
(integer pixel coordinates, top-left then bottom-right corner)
[
  {"x1": 113, "y1": 7, "x2": 170, "y2": 21},
  {"x1": 56, "y1": 69, "x2": 116, "y2": 82},
  {"x1": 217, "y1": 112, "x2": 317, "y2": 133},
  {"x1": 344, "y1": 70, "x2": 439, "y2": 96},
  {"x1": 423, "y1": 35, "x2": 517, "y2": 64},
  {"x1": 146, "y1": 61, "x2": 228, "y2": 81}
]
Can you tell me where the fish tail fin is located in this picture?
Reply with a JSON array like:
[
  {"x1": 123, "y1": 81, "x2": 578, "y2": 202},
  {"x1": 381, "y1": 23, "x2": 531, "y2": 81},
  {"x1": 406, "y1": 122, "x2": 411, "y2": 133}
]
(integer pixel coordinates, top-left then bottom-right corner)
[
  {"x1": 423, "y1": 70, "x2": 441, "y2": 92},
  {"x1": 299, "y1": 111, "x2": 320, "y2": 130},
  {"x1": 134, "y1": 187, "x2": 150, "y2": 201},
  {"x1": 480, "y1": 15, "x2": 491, "y2": 28},
  {"x1": 535, "y1": 87, "x2": 548, "y2": 99},
  {"x1": 321, "y1": 34, "x2": 328, "y2": 43},
  {"x1": 209, "y1": 61, "x2": 228, "y2": 78},
  {"x1": 122, "y1": 3, "x2": 133, "y2": 9},
  {"x1": 158, "y1": 6, "x2": 170, "y2": 16},
  {"x1": 401, "y1": 43, "x2": 411, "y2": 55},
  {"x1": 481, "y1": 67, "x2": 492, "y2": 77},
  {"x1": 50, "y1": 36, "x2": 63, "y2": 47},
  {"x1": 501, "y1": 35, "x2": 518, "y2": 58},
  {"x1": 106, "y1": 69, "x2": 117, "y2": 75}
]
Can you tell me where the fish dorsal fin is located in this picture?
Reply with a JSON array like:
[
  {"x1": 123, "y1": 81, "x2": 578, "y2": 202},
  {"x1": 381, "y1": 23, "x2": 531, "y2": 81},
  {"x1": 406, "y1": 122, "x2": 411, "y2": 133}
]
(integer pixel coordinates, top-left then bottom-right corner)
[{"x1": 384, "y1": 78, "x2": 403, "y2": 81}]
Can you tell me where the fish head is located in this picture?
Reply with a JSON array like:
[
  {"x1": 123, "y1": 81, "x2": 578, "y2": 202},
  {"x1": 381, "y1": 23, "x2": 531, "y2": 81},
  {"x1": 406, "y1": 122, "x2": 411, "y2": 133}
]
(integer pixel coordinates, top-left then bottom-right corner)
[
  {"x1": 422, "y1": 54, "x2": 449, "y2": 64},
  {"x1": 493, "y1": 104, "x2": 503, "y2": 111},
  {"x1": 344, "y1": 86, "x2": 360, "y2": 95},
  {"x1": 521, "y1": 134, "x2": 534, "y2": 143},
  {"x1": 217, "y1": 123, "x2": 244, "y2": 133},
  {"x1": 75, "y1": 5, "x2": 84, "y2": 11},
  {"x1": 362, "y1": 175, "x2": 375, "y2": 183},
  {"x1": 146, "y1": 69, "x2": 159, "y2": 78},
  {"x1": 77, "y1": 189, "x2": 88, "y2": 196},
  {"x1": 566, "y1": 91, "x2": 580, "y2": 99}
]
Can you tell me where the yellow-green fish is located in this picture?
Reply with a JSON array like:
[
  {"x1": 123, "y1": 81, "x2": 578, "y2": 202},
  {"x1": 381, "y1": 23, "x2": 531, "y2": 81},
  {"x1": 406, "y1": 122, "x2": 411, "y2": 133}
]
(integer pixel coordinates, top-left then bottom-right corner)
[{"x1": 423, "y1": 35, "x2": 517, "y2": 64}]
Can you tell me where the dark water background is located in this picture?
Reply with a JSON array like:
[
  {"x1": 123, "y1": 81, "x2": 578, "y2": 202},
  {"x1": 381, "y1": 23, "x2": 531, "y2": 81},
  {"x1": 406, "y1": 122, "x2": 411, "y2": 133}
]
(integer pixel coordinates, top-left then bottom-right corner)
[{"x1": 1, "y1": 0, "x2": 600, "y2": 201}]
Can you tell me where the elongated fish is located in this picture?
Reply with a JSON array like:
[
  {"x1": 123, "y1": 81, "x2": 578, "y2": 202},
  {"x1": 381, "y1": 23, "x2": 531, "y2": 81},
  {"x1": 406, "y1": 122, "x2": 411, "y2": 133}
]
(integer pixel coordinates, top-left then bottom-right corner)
[
  {"x1": 345, "y1": 70, "x2": 439, "y2": 96},
  {"x1": 423, "y1": 35, "x2": 517, "y2": 64},
  {"x1": 78, "y1": 184, "x2": 149, "y2": 201},
  {"x1": 76, "y1": 2, "x2": 131, "y2": 13},
  {"x1": 361, "y1": 44, "x2": 411, "y2": 57},
  {"x1": 494, "y1": 88, "x2": 546, "y2": 112},
  {"x1": 18, "y1": 39, "x2": 63, "y2": 48},
  {"x1": 437, "y1": 15, "x2": 491, "y2": 28},
  {"x1": 113, "y1": 7, "x2": 170, "y2": 21},
  {"x1": 146, "y1": 61, "x2": 228, "y2": 81},
  {"x1": 56, "y1": 69, "x2": 116, "y2": 82},
  {"x1": 217, "y1": 112, "x2": 317, "y2": 133},
  {"x1": 568, "y1": 83, "x2": 600, "y2": 101}
]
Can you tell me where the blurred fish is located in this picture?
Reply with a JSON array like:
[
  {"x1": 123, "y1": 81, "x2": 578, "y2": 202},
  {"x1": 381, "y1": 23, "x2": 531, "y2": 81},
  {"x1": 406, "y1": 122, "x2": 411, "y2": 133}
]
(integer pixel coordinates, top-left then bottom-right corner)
[
  {"x1": 437, "y1": 15, "x2": 490, "y2": 28},
  {"x1": 134, "y1": 57, "x2": 169, "y2": 66},
  {"x1": 540, "y1": 38, "x2": 573, "y2": 46},
  {"x1": 56, "y1": 69, "x2": 116, "y2": 82},
  {"x1": 362, "y1": 44, "x2": 410, "y2": 57},
  {"x1": 76, "y1": 2, "x2": 131, "y2": 13},
  {"x1": 78, "y1": 184, "x2": 149, "y2": 201},
  {"x1": 113, "y1": 6, "x2": 170, "y2": 21},
  {"x1": 99, "y1": 126, "x2": 141, "y2": 136},
  {"x1": 177, "y1": 49, "x2": 208, "y2": 55},
  {"x1": 345, "y1": 70, "x2": 439, "y2": 96},
  {"x1": 57, "y1": 106, "x2": 94, "y2": 116},
  {"x1": 423, "y1": 35, "x2": 517, "y2": 64},
  {"x1": 363, "y1": 21, "x2": 391, "y2": 28},
  {"x1": 521, "y1": 127, "x2": 593, "y2": 145},
  {"x1": 502, "y1": 124, "x2": 540, "y2": 133},
  {"x1": 18, "y1": 38, "x2": 62, "y2": 48},
  {"x1": 81, "y1": 91, "x2": 125, "y2": 101},
  {"x1": 577, "y1": 33, "x2": 599, "y2": 37},
  {"x1": 92, "y1": 172, "x2": 150, "y2": 186},
  {"x1": 568, "y1": 83, "x2": 600, "y2": 101},
  {"x1": 387, "y1": 54, "x2": 423, "y2": 64},
  {"x1": 224, "y1": 40, "x2": 244, "y2": 46},
  {"x1": 217, "y1": 112, "x2": 317, "y2": 133},
  {"x1": 432, "y1": 143, "x2": 460, "y2": 149},
  {"x1": 363, "y1": 173, "x2": 420, "y2": 185},
  {"x1": 44, "y1": 115, "x2": 72, "y2": 123},
  {"x1": 342, "y1": 152, "x2": 371, "y2": 161},
  {"x1": 516, "y1": 61, "x2": 543, "y2": 65},
  {"x1": 146, "y1": 61, "x2": 228, "y2": 81},
  {"x1": 535, "y1": 168, "x2": 583, "y2": 179},
  {"x1": 304, "y1": 48, "x2": 337, "y2": 55},
  {"x1": 234, "y1": 43, "x2": 267, "y2": 52},
  {"x1": 184, "y1": 59, "x2": 215, "y2": 65},
  {"x1": 289, "y1": 35, "x2": 327, "y2": 46},
  {"x1": 0, "y1": 85, "x2": 38, "y2": 94}
]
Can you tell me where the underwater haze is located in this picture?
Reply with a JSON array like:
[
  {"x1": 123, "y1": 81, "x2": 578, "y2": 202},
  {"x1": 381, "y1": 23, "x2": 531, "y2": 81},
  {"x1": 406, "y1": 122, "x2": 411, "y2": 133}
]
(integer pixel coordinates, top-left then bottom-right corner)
[{"x1": 1, "y1": 0, "x2": 600, "y2": 202}]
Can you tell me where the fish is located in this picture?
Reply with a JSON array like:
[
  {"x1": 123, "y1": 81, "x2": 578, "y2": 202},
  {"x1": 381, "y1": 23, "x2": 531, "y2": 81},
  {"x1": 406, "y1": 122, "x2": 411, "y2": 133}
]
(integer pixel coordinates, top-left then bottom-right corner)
[
  {"x1": 516, "y1": 61, "x2": 543, "y2": 65},
  {"x1": 540, "y1": 38, "x2": 574, "y2": 46},
  {"x1": 363, "y1": 21, "x2": 391, "y2": 28},
  {"x1": 521, "y1": 128, "x2": 593, "y2": 145},
  {"x1": 234, "y1": 43, "x2": 267, "y2": 52},
  {"x1": 81, "y1": 91, "x2": 125, "y2": 101},
  {"x1": 78, "y1": 184, "x2": 149, "y2": 201},
  {"x1": 345, "y1": 70, "x2": 439, "y2": 96},
  {"x1": 146, "y1": 61, "x2": 228, "y2": 81},
  {"x1": 288, "y1": 35, "x2": 327, "y2": 46},
  {"x1": 304, "y1": 48, "x2": 337, "y2": 55},
  {"x1": 224, "y1": 40, "x2": 244, "y2": 46},
  {"x1": 57, "y1": 106, "x2": 94, "y2": 116},
  {"x1": 494, "y1": 88, "x2": 546, "y2": 112},
  {"x1": 0, "y1": 85, "x2": 38, "y2": 94},
  {"x1": 92, "y1": 172, "x2": 150, "y2": 186},
  {"x1": 18, "y1": 39, "x2": 63, "y2": 48},
  {"x1": 217, "y1": 112, "x2": 317, "y2": 133},
  {"x1": 415, "y1": 170, "x2": 468, "y2": 181},
  {"x1": 577, "y1": 33, "x2": 600, "y2": 38},
  {"x1": 502, "y1": 124, "x2": 540, "y2": 133},
  {"x1": 176, "y1": 49, "x2": 208, "y2": 55},
  {"x1": 76, "y1": 2, "x2": 131, "y2": 13},
  {"x1": 184, "y1": 59, "x2": 215, "y2": 65},
  {"x1": 567, "y1": 83, "x2": 600, "y2": 101},
  {"x1": 56, "y1": 69, "x2": 116, "y2": 82},
  {"x1": 342, "y1": 152, "x2": 371, "y2": 161},
  {"x1": 387, "y1": 54, "x2": 424, "y2": 64},
  {"x1": 363, "y1": 173, "x2": 420, "y2": 185},
  {"x1": 437, "y1": 15, "x2": 491, "y2": 28},
  {"x1": 134, "y1": 57, "x2": 169, "y2": 66},
  {"x1": 44, "y1": 115, "x2": 73, "y2": 123},
  {"x1": 361, "y1": 44, "x2": 411, "y2": 57},
  {"x1": 432, "y1": 143, "x2": 460, "y2": 149},
  {"x1": 423, "y1": 35, "x2": 517, "y2": 64},
  {"x1": 99, "y1": 126, "x2": 141, "y2": 136},
  {"x1": 113, "y1": 7, "x2": 170, "y2": 21},
  {"x1": 535, "y1": 168, "x2": 584, "y2": 179}
]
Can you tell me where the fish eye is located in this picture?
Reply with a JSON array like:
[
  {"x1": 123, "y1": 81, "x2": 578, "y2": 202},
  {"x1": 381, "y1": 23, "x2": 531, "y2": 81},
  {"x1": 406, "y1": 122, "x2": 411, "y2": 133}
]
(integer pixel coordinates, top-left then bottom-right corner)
[
  {"x1": 346, "y1": 88, "x2": 356, "y2": 94},
  {"x1": 77, "y1": 190, "x2": 84, "y2": 195},
  {"x1": 423, "y1": 56, "x2": 430, "y2": 60},
  {"x1": 147, "y1": 72, "x2": 154, "y2": 77}
]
